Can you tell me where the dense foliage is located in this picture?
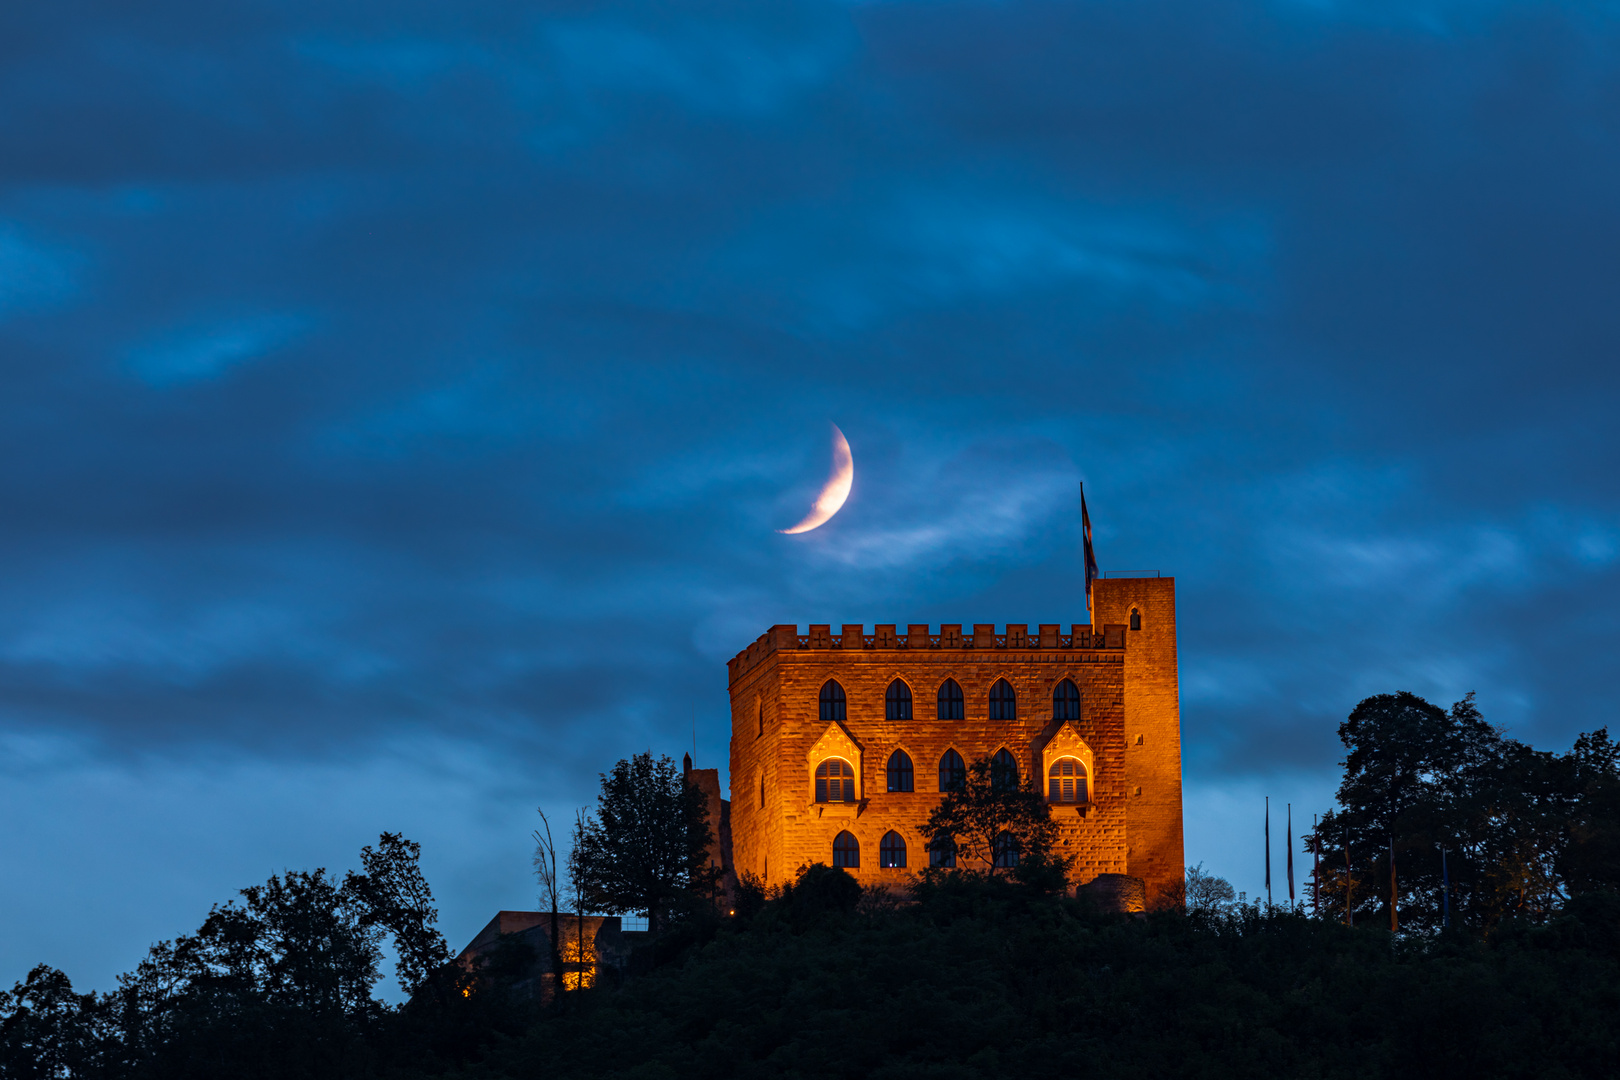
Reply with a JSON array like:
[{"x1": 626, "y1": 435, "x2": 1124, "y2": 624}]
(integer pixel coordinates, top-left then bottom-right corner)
[
  {"x1": 1313, "y1": 693, "x2": 1620, "y2": 932},
  {"x1": 570, "y1": 752, "x2": 719, "y2": 934},
  {"x1": 474, "y1": 872, "x2": 1620, "y2": 1080}
]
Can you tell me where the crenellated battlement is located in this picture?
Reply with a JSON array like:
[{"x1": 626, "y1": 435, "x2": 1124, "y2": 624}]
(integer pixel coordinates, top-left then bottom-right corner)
[{"x1": 727, "y1": 622, "x2": 1126, "y2": 683}]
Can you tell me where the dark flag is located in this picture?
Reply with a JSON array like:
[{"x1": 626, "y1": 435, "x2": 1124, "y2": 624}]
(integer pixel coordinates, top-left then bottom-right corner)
[
  {"x1": 1287, "y1": 803, "x2": 1295, "y2": 905},
  {"x1": 1264, "y1": 796, "x2": 1272, "y2": 906},
  {"x1": 1081, "y1": 484, "x2": 1099, "y2": 619}
]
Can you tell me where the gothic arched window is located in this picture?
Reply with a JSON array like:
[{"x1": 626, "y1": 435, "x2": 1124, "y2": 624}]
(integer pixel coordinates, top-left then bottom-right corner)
[
  {"x1": 929, "y1": 832, "x2": 957, "y2": 868},
  {"x1": 819, "y1": 680, "x2": 846, "y2": 723},
  {"x1": 886, "y1": 680, "x2": 913, "y2": 721},
  {"x1": 993, "y1": 830, "x2": 1019, "y2": 869},
  {"x1": 815, "y1": 758, "x2": 855, "y2": 803},
  {"x1": 1053, "y1": 679, "x2": 1080, "y2": 721},
  {"x1": 989, "y1": 679, "x2": 1016, "y2": 720},
  {"x1": 938, "y1": 749, "x2": 966, "y2": 793},
  {"x1": 832, "y1": 830, "x2": 860, "y2": 868},
  {"x1": 1048, "y1": 758, "x2": 1088, "y2": 803},
  {"x1": 937, "y1": 679, "x2": 964, "y2": 720},
  {"x1": 879, "y1": 831, "x2": 907, "y2": 869},
  {"x1": 991, "y1": 748, "x2": 1019, "y2": 792},
  {"x1": 886, "y1": 750, "x2": 914, "y2": 792}
]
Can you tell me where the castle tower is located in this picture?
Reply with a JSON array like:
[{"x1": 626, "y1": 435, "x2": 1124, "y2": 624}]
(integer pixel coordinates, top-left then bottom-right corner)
[
  {"x1": 1092, "y1": 576, "x2": 1184, "y2": 902},
  {"x1": 726, "y1": 611, "x2": 1183, "y2": 903}
]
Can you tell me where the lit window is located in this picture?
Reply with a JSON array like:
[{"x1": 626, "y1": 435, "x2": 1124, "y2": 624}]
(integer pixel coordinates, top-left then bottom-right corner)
[
  {"x1": 937, "y1": 679, "x2": 964, "y2": 720},
  {"x1": 1130, "y1": 609, "x2": 1141, "y2": 631},
  {"x1": 879, "y1": 831, "x2": 907, "y2": 869},
  {"x1": 991, "y1": 749, "x2": 1019, "y2": 792},
  {"x1": 1048, "y1": 758, "x2": 1088, "y2": 803},
  {"x1": 815, "y1": 759, "x2": 855, "y2": 803},
  {"x1": 832, "y1": 830, "x2": 860, "y2": 868},
  {"x1": 989, "y1": 679, "x2": 1016, "y2": 720},
  {"x1": 929, "y1": 832, "x2": 957, "y2": 868},
  {"x1": 938, "y1": 749, "x2": 966, "y2": 793},
  {"x1": 886, "y1": 750, "x2": 914, "y2": 792},
  {"x1": 1053, "y1": 679, "x2": 1080, "y2": 721},
  {"x1": 886, "y1": 680, "x2": 912, "y2": 721},
  {"x1": 993, "y1": 830, "x2": 1019, "y2": 869},
  {"x1": 819, "y1": 680, "x2": 846, "y2": 723}
]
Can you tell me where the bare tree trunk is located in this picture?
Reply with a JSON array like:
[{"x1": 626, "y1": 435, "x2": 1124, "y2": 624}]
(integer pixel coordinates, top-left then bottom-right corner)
[{"x1": 533, "y1": 809, "x2": 565, "y2": 1003}]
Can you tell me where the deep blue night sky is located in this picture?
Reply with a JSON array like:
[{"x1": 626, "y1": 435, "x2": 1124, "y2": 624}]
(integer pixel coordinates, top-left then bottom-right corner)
[{"x1": 4, "y1": 0, "x2": 1619, "y2": 991}]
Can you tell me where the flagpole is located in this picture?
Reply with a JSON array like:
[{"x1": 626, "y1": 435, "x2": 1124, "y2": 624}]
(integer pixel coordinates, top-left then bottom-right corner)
[
  {"x1": 1287, "y1": 803, "x2": 1295, "y2": 908},
  {"x1": 1264, "y1": 796, "x2": 1272, "y2": 908}
]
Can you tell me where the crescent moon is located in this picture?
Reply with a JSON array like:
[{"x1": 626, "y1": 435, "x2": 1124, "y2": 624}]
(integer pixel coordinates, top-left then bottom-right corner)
[{"x1": 778, "y1": 423, "x2": 854, "y2": 534}]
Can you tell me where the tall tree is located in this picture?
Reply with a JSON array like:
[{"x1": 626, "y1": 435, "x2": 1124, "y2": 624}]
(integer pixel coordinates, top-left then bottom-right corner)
[
  {"x1": 919, "y1": 755, "x2": 1067, "y2": 884},
  {"x1": 1318, "y1": 692, "x2": 1620, "y2": 932},
  {"x1": 346, "y1": 832, "x2": 451, "y2": 996},
  {"x1": 569, "y1": 752, "x2": 717, "y2": 934}
]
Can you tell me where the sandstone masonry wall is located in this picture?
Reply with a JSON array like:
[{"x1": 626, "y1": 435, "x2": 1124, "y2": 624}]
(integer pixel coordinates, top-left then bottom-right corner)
[{"x1": 728, "y1": 625, "x2": 1141, "y2": 891}]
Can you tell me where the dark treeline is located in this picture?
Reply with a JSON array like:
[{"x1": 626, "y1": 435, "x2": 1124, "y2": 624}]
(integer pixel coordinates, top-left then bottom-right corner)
[
  {"x1": 5, "y1": 697, "x2": 1619, "y2": 1079},
  {"x1": 1313, "y1": 692, "x2": 1620, "y2": 931}
]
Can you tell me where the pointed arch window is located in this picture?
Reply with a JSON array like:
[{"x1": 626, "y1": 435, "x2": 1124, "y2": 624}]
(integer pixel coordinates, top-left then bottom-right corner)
[
  {"x1": 886, "y1": 750, "x2": 914, "y2": 792},
  {"x1": 886, "y1": 680, "x2": 913, "y2": 721},
  {"x1": 819, "y1": 680, "x2": 846, "y2": 723},
  {"x1": 938, "y1": 749, "x2": 966, "y2": 793},
  {"x1": 815, "y1": 759, "x2": 855, "y2": 803},
  {"x1": 879, "y1": 831, "x2": 907, "y2": 869},
  {"x1": 1053, "y1": 679, "x2": 1080, "y2": 721},
  {"x1": 832, "y1": 830, "x2": 860, "y2": 868},
  {"x1": 993, "y1": 830, "x2": 1019, "y2": 869},
  {"x1": 937, "y1": 679, "x2": 964, "y2": 720},
  {"x1": 991, "y1": 749, "x2": 1019, "y2": 792},
  {"x1": 989, "y1": 679, "x2": 1016, "y2": 720},
  {"x1": 929, "y1": 832, "x2": 957, "y2": 868},
  {"x1": 1048, "y1": 758, "x2": 1088, "y2": 804}
]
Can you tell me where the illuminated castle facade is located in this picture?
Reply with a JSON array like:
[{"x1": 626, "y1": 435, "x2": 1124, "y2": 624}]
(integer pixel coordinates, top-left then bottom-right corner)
[{"x1": 721, "y1": 577, "x2": 1185, "y2": 905}]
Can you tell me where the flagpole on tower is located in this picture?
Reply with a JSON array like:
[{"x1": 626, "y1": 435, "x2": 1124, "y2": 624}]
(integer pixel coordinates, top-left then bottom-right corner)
[{"x1": 1080, "y1": 483, "x2": 1099, "y2": 624}]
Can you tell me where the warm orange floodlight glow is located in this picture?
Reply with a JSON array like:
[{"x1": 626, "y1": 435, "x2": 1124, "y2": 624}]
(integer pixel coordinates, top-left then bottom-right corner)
[{"x1": 778, "y1": 423, "x2": 853, "y2": 534}]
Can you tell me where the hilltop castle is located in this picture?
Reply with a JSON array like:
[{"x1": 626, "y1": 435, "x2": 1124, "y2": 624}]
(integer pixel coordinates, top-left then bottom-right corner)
[
  {"x1": 459, "y1": 576, "x2": 1185, "y2": 991},
  {"x1": 708, "y1": 576, "x2": 1184, "y2": 906}
]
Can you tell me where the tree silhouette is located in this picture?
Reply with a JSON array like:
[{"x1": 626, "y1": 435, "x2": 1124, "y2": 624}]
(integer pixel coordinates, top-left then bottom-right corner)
[{"x1": 569, "y1": 752, "x2": 717, "y2": 934}]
